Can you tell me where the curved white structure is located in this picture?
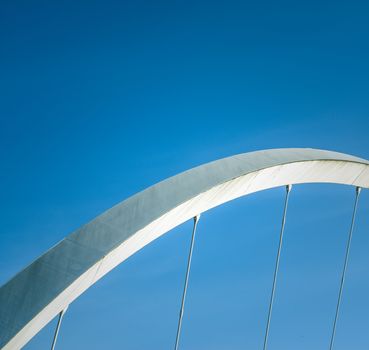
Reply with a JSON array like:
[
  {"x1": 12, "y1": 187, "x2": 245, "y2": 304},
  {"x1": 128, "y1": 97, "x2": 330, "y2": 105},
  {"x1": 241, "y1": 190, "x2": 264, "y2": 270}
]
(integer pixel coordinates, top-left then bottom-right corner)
[{"x1": 1, "y1": 148, "x2": 369, "y2": 349}]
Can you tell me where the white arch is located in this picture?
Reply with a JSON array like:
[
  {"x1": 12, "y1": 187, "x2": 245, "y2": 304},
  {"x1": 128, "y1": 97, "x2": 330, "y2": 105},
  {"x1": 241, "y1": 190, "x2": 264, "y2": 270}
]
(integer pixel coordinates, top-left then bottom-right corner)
[{"x1": 1, "y1": 148, "x2": 369, "y2": 349}]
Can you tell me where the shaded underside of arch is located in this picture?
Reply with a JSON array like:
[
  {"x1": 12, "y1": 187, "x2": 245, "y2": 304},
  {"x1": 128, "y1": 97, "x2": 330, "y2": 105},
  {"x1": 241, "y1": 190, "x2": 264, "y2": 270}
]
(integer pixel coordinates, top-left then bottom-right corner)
[{"x1": 1, "y1": 148, "x2": 369, "y2": 349}]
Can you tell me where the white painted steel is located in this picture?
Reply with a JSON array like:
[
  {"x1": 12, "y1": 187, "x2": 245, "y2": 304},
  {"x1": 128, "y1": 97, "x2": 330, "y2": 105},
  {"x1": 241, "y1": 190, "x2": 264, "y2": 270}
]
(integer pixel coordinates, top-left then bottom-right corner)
[{"x1": 1, "y1": 148, "x2": 369, "y2": 349}]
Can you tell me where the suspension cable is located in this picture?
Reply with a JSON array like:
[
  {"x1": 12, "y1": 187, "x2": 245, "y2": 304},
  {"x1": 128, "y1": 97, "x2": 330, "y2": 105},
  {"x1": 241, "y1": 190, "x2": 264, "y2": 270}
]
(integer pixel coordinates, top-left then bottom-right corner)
[
  {"x1": 51, "y1": 306, "x2": 68, "y2": 350},
  {"x1": 329, "y1": 186, "x2": 361, "y2": 350},
  {"x1": 263, "y1": 184, "x2": 292, "y2": 350},
  {"x1": 174, "y1": 214, "x2": 201, "y2": 350}
]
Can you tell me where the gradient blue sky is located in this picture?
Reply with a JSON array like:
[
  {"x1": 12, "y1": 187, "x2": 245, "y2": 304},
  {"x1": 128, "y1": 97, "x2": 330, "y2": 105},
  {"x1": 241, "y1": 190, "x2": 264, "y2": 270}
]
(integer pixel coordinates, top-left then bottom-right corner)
[{"x1": 1, "y1": 0, "x2": 369, "y2": 349}]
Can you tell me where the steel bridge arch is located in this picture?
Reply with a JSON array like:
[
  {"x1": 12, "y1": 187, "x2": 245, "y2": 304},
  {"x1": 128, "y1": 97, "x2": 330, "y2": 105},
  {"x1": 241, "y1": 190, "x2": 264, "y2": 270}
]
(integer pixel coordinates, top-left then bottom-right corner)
[{"x1": 1, "y1": 148, "x2": 369, "y2": 349}]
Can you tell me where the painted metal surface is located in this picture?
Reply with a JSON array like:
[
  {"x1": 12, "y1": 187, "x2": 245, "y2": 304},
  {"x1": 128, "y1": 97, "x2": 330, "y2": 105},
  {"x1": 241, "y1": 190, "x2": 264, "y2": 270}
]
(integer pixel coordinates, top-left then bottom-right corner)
[{"x1": 1, "y1": 148, "x2": 369, "y2": 349}]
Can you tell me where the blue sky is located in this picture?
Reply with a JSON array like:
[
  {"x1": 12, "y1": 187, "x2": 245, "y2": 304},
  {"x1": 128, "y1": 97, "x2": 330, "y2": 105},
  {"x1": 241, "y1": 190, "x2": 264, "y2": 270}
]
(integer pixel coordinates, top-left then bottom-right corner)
[{"x1": 0, "y1": 0, "x2": 369, "y2": 349}]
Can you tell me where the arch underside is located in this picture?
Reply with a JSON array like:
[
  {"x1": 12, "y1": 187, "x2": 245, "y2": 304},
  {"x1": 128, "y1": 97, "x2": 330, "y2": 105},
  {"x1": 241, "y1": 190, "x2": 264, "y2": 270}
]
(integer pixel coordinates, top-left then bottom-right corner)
[{"x1": 1, "y1": 148, "x2": 369, "y2": 349}]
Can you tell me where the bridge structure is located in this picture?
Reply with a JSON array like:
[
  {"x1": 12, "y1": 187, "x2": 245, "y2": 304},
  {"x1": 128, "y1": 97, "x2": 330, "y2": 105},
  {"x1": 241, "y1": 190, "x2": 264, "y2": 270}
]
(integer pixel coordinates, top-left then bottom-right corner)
[{"x1": 1, "y1": 148, "x2": 369, "y2": 349}]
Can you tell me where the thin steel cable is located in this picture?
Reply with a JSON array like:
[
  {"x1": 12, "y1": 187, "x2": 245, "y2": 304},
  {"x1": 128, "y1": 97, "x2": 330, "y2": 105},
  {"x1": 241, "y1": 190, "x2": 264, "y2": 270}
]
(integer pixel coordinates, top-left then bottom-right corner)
[
  {"x1": 263, "y1": 184, "x2": 292, "y2": 350},
  {"x1": 51, "y1": 307, "x2": 67, "y2": 350},
  {"x1": 329, "y1": 186, "x2": 361, "y2": 350},
  {"x1": 174, "y1": 214, "x2": 201, "y2": 350}
]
